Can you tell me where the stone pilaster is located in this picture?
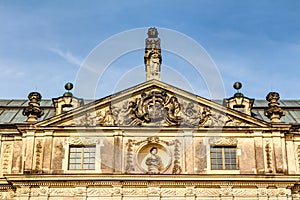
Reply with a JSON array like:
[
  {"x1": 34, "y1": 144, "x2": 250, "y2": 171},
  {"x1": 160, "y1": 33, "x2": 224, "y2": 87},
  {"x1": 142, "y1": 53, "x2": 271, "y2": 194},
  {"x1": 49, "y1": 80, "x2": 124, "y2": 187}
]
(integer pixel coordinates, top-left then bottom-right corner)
[
  {"x1": 23, "y1": 130, "x2": 35, "y2": 173},
  {"x1": 254, "y1": 131, "x2": 265, "y2": 173},
  {"x1": 50, "y1": 138, "x2": 64, "y2": 173},
  {"x1": 42, "y1": 131, "x2": 54, "y2": 173},
  {"x1": 272, "y1": 131, "x2": 284, "y2": 173},
  {"x1": 183, "y1": 131, "x2": 194, "y2": 173},
  {"x1": 286, "y1": 137, "x2": 297, "y2": 174},
  {"x1": 113, "y1": 130, "x2": 123, "y2": 173}
]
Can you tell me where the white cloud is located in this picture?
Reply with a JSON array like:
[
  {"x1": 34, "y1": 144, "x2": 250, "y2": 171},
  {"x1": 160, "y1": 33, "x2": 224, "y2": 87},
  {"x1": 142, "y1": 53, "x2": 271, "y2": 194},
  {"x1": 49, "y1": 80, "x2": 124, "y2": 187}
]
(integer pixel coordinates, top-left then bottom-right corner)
[{"x1": 48, "y1": 48, "x2": 82, "y2": 66}]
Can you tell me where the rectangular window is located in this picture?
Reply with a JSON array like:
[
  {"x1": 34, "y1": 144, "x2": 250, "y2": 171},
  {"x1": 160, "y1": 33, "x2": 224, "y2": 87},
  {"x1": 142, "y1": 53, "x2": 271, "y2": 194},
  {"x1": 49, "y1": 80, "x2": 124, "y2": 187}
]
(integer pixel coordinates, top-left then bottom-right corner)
[
  {"x1": 69, "y1": 146, "x2": 96, "y2": 170},
  {"x1": 210, "y1": 146, "x2": 237, "y2": 170}
]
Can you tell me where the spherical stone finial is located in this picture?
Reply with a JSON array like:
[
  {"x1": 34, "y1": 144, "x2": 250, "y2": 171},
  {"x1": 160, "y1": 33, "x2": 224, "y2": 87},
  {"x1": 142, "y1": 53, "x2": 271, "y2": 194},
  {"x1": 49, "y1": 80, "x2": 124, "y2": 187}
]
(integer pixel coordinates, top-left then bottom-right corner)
[
  {"x1": 233, "y1": 82, "x2": 242, "y2": 90},
  {"x1": 65, "y1": 82, "x2": 73, "y2": 91}
]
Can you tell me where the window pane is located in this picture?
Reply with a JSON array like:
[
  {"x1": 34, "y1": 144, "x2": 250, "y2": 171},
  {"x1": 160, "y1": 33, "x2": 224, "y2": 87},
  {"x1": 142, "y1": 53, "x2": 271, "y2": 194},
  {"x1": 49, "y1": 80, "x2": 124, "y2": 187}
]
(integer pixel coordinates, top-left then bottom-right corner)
[
  {"x1": 69, "y1": 164, "x2": 76, "y2": 170},
  {"x1": 89, "y1": 164, "x2": 95, "y2": 169}
]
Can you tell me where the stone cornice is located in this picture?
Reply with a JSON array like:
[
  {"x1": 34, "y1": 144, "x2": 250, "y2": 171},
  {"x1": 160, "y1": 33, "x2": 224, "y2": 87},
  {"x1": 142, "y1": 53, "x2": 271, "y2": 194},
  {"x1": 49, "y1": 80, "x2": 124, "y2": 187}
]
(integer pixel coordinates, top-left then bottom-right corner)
[{"x1": 4, "y1": 174, "x2": 300, "y2": 187}]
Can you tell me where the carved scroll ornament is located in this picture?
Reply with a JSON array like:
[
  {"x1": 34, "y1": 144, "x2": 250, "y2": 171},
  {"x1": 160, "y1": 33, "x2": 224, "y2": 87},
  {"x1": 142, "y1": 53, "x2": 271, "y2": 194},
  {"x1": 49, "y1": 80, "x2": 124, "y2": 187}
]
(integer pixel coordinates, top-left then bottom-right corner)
[{"x1": 210, "y1": 137, "x2": 238, "y2": 146}]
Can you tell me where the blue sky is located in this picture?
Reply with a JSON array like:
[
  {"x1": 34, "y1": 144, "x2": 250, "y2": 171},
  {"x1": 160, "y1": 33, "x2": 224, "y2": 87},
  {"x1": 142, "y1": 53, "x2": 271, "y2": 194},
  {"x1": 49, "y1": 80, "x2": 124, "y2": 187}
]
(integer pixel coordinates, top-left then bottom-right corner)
[{"x1": 0, "y1": 1, "x2": 300, "y2": 100}]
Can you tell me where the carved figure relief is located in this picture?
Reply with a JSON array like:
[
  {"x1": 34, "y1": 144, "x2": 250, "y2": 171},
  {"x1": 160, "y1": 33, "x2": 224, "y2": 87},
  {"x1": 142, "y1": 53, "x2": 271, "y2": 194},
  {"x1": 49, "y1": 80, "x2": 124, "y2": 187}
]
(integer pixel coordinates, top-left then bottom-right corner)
[
  {"x1": 71, "y1": 108, "x2": 116, "y2": 127},
  {"x1": 97, "y1": 109, "x2": 116, "y2": 126},
  {"x1": 74, "y1": 112, "x2": 97, "y2": 126}
]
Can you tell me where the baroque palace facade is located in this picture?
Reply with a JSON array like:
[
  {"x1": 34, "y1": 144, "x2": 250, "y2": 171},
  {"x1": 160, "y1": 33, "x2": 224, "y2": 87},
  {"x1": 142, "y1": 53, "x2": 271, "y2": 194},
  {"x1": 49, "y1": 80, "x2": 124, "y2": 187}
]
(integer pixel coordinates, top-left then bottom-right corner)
[{"x1": 1, "y1": 28, "x2": 300, "y2": 199}]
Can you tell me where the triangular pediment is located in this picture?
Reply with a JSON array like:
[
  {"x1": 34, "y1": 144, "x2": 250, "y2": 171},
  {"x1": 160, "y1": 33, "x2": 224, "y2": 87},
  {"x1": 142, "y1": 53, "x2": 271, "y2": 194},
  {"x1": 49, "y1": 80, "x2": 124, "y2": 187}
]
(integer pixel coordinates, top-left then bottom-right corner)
[{"x1": 36, "y1": 80, "x2": 270, "y2": 128}]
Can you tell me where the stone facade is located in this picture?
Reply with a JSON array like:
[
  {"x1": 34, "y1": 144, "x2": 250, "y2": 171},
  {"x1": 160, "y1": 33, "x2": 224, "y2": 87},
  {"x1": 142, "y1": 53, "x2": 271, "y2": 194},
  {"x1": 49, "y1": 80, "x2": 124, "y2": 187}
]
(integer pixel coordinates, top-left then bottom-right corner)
[{"x1": 0, "y1": 28, "x2": 300, "y2": 199}]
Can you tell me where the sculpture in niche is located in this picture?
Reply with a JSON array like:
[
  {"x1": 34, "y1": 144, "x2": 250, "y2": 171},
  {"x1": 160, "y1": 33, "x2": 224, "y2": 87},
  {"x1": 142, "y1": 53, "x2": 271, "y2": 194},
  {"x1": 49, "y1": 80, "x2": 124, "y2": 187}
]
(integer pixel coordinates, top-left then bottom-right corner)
[
  {"x1": 145, "y1": 147, "x2": 163, "y2": 174},
  {"x1": 125, "y1": 136, "x2": 181, "y2": 174},
  {"x1": 115, "y1": 90, "x2": 181, "y2": 126}
]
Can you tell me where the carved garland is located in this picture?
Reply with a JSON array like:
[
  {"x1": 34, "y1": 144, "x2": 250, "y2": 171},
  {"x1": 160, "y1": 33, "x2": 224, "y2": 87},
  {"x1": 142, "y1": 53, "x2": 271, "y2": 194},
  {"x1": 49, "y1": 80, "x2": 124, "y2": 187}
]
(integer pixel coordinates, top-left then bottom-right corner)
[
  {"x1": 297, "y1": 145, "x2": 300, "y2": 172},
  {"x1": 34, "y1": 141, "x2": 43, "y2": 172},
  {"x1": 125, "y1": 139, "x2": 135, "y2": 173},
  {"x1": 1, "y1": 143, "x2": 12, "y2": 174},
  {"x1": 265, "y1": 142, "x2": 273, "y2": 173}
]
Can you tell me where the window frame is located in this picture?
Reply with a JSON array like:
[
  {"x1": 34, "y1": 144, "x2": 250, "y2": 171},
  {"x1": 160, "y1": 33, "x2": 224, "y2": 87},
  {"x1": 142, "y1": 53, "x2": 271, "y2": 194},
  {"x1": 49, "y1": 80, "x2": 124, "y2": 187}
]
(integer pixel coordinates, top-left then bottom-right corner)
[
  {"x1": 210, "y1": 146, "x2": 238, "y2": 170},
  {"x1": 68, "y1": 145, "x2": 96, "y2": 170}
]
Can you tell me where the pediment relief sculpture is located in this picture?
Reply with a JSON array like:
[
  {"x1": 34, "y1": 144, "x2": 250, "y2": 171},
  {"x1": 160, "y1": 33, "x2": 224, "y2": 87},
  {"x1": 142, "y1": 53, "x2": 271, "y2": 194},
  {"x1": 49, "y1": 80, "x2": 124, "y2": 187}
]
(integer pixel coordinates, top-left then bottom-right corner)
[{"x1": 53, "y1": 88, "x2": 258, "y2": 128}]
